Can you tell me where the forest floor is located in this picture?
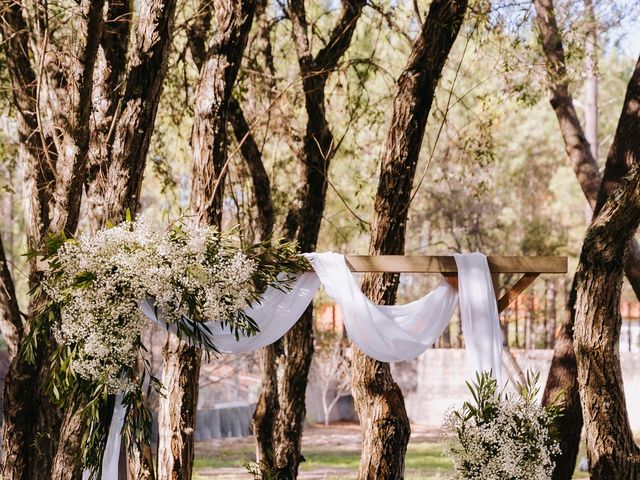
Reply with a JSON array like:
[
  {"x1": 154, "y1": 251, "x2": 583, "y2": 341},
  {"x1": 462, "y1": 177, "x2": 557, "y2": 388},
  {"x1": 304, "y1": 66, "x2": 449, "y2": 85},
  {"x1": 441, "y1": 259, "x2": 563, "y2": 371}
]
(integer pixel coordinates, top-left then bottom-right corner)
[{"x1": 193, "y1": 423, "x2": 590, "y2": 479}]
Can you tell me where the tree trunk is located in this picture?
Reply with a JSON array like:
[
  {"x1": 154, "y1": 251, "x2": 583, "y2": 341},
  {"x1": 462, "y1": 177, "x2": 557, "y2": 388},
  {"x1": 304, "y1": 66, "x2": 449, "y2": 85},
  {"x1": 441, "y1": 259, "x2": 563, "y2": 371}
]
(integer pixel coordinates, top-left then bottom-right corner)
[
  {"x1": 572, "y1": 53, "x2": 640, "y2": 479},
  {"x1": 351, "y1": 1, "x2": 467, "y2": 478},
  {"x1": 270, "y1": 2, "x2": 366, "y2": 476},
  {"x1": 533, "y1": 1, "x2": 640, "y2": 475},
  {"x1": 1, "y1": 2, "x2": 60, "y2": 477},
  {"x1": 227, "y1": 93, "x2": 280, "y2": 466},
  {"x1": 574, "y1": 172, "x2": 640, "y2": 478},
  {"x1": 545, "y1": 279, "x2": 557, "y2": 347},
  {"x1": 86, "y1": 0, "x2": 132, "y2": 232},
  {"x1": 103, "y1": 0, "x2": 178, "y2": 223},
  {"x1": 541, "y1": 277, "x2": 582, "y2": 480},
  {"x1": 157, "y1": 338, "x2": 201, "y2": 480},
  {"x1": 158, "y1": 2, "x2": 256, "y2": 478}
]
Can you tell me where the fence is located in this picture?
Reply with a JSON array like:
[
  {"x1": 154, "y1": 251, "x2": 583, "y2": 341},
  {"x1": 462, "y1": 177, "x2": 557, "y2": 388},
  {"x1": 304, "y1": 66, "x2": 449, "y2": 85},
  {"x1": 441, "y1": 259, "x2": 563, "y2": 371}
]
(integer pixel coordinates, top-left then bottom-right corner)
[{"x1": 317, "y1": 276, "x2": 640, "y2": 352}]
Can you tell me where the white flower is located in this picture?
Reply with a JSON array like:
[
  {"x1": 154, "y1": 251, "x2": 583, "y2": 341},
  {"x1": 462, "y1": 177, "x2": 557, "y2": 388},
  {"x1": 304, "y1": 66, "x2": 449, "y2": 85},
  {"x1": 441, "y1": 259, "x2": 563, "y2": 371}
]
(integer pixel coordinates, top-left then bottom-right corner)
[
  {"x1": 442, "y1": 374, "x2": 560, "y2": 480},
  {"x1": 44, "y1": 219, "x2": 258, "y2": 393}
]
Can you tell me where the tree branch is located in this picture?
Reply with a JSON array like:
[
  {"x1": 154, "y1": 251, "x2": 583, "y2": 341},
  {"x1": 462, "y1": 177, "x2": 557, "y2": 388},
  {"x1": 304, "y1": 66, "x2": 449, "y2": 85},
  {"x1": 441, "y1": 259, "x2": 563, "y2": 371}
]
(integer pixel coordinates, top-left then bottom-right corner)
[
  {"x1": 533, "y1": 0, "x2": 602, "y2": 208},
  {"x1": 186, "y1": 0, "x2": 213, "y2": 71},
  {"x1": 49, "y1": 0, "x2": 106, "y2": 235},
  {"x1": 103, "y1": 0, "x2": 179, "y2": 222},
  {"x1": 0, "y1": 232, "x2": 21, "y2": 360},
  {"x1": 228, "y1": 95, "x2": 274, "y2": 239}
]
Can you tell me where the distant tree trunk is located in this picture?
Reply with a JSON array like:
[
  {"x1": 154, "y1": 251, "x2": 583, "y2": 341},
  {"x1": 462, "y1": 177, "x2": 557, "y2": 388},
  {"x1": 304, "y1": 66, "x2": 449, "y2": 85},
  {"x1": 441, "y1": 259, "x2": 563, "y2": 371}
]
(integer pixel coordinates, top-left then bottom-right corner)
[
  {"x1": 270, "y1": 2, "x2": 366, "y2": 476},
  {"x1": 351, "y1": 1, "x2": 467, "y2": 478},
  {"x1": 524, "y1": 292, "x2": 533, "y2": 350},
  {"x1": 158, "y1": 3, "x2": 256, "y2": 479},
  {"x1": 545, "y1": 279, "x2": 557, "y2": 347},
  {"x1": 583, "y1": 0, "x2": 598, "y2": 164}
]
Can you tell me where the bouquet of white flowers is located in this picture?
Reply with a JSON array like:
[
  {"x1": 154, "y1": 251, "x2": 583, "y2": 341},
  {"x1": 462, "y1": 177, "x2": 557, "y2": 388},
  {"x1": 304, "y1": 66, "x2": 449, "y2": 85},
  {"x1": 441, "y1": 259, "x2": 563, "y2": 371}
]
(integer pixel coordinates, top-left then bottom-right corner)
[
  {"x1": 443, "y1": 371, "x2": 562, "y2": 480},
  {"x1": 26, "y1": 217, "x2": 307, "y2": 474}
]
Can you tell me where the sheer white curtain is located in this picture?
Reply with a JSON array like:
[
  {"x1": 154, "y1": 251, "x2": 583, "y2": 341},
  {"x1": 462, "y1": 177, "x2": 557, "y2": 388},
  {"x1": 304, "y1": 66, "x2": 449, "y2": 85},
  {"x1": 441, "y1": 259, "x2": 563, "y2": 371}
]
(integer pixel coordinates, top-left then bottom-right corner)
[{"x1": 96, "y1": 251, "x2": 502, "y2": 478}]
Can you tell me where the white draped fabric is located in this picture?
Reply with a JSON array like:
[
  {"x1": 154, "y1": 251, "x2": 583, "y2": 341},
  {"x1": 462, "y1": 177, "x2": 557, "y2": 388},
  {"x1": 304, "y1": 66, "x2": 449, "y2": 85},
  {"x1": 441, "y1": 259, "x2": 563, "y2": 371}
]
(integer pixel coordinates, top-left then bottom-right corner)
[{"x1": 93, "y1": 251, "x2": 502, "y2": 479}]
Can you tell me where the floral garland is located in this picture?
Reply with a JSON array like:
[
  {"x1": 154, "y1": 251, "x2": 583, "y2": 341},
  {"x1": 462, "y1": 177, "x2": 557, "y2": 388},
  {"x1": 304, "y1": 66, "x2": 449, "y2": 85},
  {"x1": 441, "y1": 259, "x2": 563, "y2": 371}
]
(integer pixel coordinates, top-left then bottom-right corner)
[
  {"x1": 25, "y1": 218, "x2": 307, "y2": 476},
  {"x1": 442, "y1": 371, "x2": 563, "y2": 480}
]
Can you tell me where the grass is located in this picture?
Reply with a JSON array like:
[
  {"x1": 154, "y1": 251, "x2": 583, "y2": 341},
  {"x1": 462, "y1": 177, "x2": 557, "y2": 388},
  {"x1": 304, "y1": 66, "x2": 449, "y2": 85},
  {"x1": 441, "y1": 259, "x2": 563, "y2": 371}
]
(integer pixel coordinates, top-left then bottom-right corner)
[{"x1": 193, "y1": 440, "x2": 590, "y2": 479}]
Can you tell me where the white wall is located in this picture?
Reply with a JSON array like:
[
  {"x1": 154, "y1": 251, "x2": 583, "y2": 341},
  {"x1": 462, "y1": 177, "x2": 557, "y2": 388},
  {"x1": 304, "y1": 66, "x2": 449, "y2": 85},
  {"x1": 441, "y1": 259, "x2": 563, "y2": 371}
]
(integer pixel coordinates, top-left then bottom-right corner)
[{"x1": 399, "y1": 349, "x2": 640, "y2": 429}]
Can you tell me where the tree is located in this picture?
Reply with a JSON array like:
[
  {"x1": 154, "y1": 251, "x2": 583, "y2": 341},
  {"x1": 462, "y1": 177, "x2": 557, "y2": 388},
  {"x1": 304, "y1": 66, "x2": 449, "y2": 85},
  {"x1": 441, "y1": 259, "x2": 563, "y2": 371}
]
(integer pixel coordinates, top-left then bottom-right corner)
[
  {"x1": 262, "y1": 2, "x2": 366, "y2": 477},
  {"x1": 0, "y1": 0, "x2": 177, "y2": 477},
  {"x1": 157, "y1": 2, "x2": 256, "y2": 478},
  {"x1": 310, "y1": 328, "x2": 351, "y2": 426},
  {"x1": 533, "y1": 1, "x2": 640, "y2": 476},
  {"x1": 351, "y1": 0, "x2": 468, "y2": 477},
  {"x1": 572, "y1": 57, "x2": 640, "y2": 479}
]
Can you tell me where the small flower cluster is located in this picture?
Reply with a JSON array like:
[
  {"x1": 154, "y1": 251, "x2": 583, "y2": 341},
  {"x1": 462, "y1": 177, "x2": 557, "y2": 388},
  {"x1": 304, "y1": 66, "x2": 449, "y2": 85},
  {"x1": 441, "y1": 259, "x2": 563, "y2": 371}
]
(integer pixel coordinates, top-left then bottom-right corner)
[
  {"x1": 442, "y1": 371, "x2": 562, "y2": 480},
  {"x1": 43, "y1": 219, "x2": 258, "y2": 393}
]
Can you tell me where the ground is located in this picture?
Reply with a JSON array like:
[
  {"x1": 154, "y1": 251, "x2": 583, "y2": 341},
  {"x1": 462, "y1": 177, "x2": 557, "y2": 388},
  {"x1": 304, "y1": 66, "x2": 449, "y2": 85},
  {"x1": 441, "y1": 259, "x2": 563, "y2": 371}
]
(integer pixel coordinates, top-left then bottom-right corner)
[{"x1": 193, "y1": 423, "x2": 591, "y2": 479}]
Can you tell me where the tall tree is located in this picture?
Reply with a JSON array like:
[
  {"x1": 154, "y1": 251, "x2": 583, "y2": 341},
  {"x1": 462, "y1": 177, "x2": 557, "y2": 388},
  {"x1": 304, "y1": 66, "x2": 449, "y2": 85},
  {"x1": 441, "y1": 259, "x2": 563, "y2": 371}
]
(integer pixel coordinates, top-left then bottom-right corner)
[
  {"x1": 533, "y1": 1, "x2": 640, "y2": 476},
  {"x1": 573, "y1": 56, "x2": 640, "y2": 479},
  {"x1": 157, "y1": 2, "x2": 256, "y2": 478},
  {"x1": 0, "y1": 0, "x2": 178, "y2": 477},
  {"x1": 351, "y1": 1, "x2": 467, "y2": 478},
  {"x1": 0, "y1": 1, "x2": 104, "y2": 477},
  {"x1": 258, "y1": 1, "x2": 366, "y2": 476}
]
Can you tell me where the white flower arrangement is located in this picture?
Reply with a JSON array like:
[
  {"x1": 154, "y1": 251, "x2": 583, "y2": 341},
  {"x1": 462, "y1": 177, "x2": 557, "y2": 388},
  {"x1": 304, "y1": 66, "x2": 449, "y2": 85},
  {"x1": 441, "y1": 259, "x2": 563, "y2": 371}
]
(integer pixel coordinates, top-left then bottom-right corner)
[
  {"x1": 443, "y1": 371, "x2": 562, "y2": 480},
  {"x1": 26, "y1": 217, "x2": 307, "y2": 474},
  {"x1": 42, "y1": 219, "x2": 260, "y2": 393}
]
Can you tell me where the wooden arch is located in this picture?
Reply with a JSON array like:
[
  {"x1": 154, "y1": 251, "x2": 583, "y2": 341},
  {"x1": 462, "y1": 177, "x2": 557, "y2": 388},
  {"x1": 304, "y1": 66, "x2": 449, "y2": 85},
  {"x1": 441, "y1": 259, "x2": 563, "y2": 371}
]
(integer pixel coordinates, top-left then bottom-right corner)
[{"x1": 340, "y1": 255, "x2": 568, "y2": 313}]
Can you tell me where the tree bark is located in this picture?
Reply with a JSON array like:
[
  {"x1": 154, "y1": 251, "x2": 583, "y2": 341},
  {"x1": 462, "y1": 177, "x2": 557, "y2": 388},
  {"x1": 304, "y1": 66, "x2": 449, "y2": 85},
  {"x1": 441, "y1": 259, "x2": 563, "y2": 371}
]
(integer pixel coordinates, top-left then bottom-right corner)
[
  {"x1": 574, "y1": 176, "x2": 640, "y2": 478},
  {"x1": 86, "y1": 0, "x2": 133, "y2": 232},
  {"x1": 158, "y1": 2, "x2": 256, "y2": 479},
  {"x1": 270, "y1": 2, "x2": 365, "y2": 477},
  {"x1": 533, "y1": 1, "x2": 640, "y2": 476},
  {"x1": 103, "y1": 0, "x2": 178, "y2": 223},
  {"x1": 572, "y1": 54, "x2": 640, "y2": 480},
  {"x1": 351, "y1": 1, "x2": 467, "y2": 478},
  {"x1": 0, "y1": 1, "x2": 77, "y2": 477}
]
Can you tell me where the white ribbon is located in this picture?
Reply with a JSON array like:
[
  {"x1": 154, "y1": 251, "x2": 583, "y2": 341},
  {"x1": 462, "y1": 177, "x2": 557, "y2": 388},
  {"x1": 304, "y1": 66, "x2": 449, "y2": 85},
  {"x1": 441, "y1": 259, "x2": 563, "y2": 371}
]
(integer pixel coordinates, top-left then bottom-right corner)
[{"x1": 94, "y1": 251, "x2": 502, "y2": 478}]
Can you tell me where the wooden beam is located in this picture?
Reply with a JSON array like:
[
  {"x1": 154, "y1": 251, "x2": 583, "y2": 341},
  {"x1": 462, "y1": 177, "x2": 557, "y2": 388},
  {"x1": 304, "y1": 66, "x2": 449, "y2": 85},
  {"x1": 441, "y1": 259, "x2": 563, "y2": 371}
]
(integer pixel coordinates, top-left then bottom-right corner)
[
  {"x1": 497, "y1": 273, "x2": 540, "y2": 313},
  {"x1": 343, "y1": 255, "x2": 567, "y2": 274}
]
